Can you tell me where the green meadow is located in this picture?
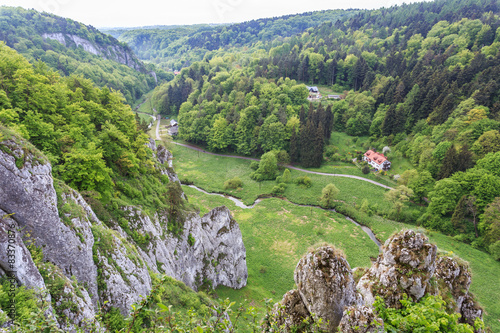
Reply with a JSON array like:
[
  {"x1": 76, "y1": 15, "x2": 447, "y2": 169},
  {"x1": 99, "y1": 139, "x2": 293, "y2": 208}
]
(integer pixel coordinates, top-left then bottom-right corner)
[
  {"x1": 183, "y1": 186, "x2": 500, "y2": 332},
  {"x1": 170, "y1": 143, "x2": 394, "y2": 212},
  {"x1": 183, "y1": 186, "x2": 379, "y2": 308},
  {"x1": 171, "y1": 140, "x2": 500, "y2": 331}
]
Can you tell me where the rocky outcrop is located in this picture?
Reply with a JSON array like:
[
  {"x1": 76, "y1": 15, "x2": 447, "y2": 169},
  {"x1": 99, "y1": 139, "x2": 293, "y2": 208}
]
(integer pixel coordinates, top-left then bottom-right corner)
[
  {"x1": 0, "y1": 138, "x2": 99, "y2": 306},
  {"x1": 434, "y1": 256, "x2": 483, "y2": 331},
  {"x1": 434, "y1": 255, "x2": 471, "y2": 312},
  {"x1": 357, "y1": 230, "x2": 437, "y2": 308},
  {"x1": 39, "y1": 262, "x2": 98, "y2": 332},
  {"x1": 0, "y1": 213, "x2": 46, "y2": 291},
  {"x1": 272, "y1": 231, "x2": 483, "y2": 332},
  {"x1": 0, "y1": 133, "x2": 248, "y2": 328},
  {"x1": 338, "y1": 305, "x2": 384, "y2": 333},
  {"x1": 460, "y1": 294, "x2": 483, "y2": 331},
  {"x1": 264, "y1": 289, "x2": 311, "y2": 332},
  {"x1": 294, "y1": 246, "x2": 361, "y2": 331},
  {"x1": 124, "y1": 205, "x2": 247, "y2": 291},
  {"x1": 92, "y1": 225, "x2": 152, "y2": 316},
  {"x1": 42, "y1": 33, "x2": 145, "y2": 72}
]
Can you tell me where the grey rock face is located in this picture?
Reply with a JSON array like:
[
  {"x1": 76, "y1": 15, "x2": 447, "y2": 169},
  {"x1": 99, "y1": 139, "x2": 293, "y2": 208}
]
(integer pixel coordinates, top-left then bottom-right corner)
[
  {"x1": 0, "y1": 139, "x2": 99, "y2": 306},
  {"x1": 338, "y1": 305, "x2": 385, "y2": 333},
  {"x1": 434, "y1": 256, "x2": 471, "y2": 311},
  {"x1": 434, "y1": 256, "x2": 483, "y2": 332},
  {"x1": 294, "y1": 246, "x2": 361, "y2": 332},
  {"x1": 40, "y1": 263, "x2": 98, "y2": 333},
  {"x1": 42, "y1": 33, "x2": 145, "y2": 72},
  {"x1": 92, "y1": 225, "x2": 152, "y2": 316},
  {"x1": 0, "y1": 134, "x2": 248, "y2": 327},
  {"x1": 460, "y1": 294, "x2": 484, "y2": 332},
  {"x1": 125, "y1": 206, "x2": 247, "y2": 291},
  {"x1": 264, "y1": 289, "x2": 311, "y2": 332},
  {"x1": 357, "y1": 230, "x2": 437, "y2": 308},
  {"x1": 0, "y1": 213, "x2": 46, "y2": 291}
]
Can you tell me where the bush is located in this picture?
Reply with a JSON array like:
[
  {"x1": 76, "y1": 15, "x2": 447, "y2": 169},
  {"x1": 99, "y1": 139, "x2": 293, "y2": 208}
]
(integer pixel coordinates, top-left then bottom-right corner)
[
  {"x1": 362, "y1": 165, "x2": 370, "y2": 174},
  {"x1": 187, "y1": 233, "x2": 195, "y2": 246},
  {"x1": 282, "y1": 169, "x2": 292, "y2": 183},
  {"x1": 320, "y1": 184, "x2": 340, "y2": 209},
  {"x1": 250, "y1": 161, "x2": 259, "y2": 170},
  {"x1": 224, "y1": 176, "x2": 243, "y2": 189},
  {"x1": 272, "y1": 183, "x2": 287, "y2": 195},
  {"x1": 490, "y1": 240, "x2": 500, "y2": 260},
  {"x1": 295, "y1": 176, "x2": 312, "y2": 188}
]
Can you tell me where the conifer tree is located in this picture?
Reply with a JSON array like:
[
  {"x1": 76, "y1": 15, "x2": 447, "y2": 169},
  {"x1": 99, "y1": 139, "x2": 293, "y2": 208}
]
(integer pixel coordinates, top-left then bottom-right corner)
[{"x1": 438, "y1": 146, "x2": 459, "y2": 180}]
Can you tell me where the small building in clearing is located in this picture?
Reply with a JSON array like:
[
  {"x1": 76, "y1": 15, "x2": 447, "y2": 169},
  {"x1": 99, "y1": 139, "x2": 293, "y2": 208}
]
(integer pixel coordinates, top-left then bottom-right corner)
[
  {"x1": 170, "y1": 119, "x2": 178, "y2": 127},
  {"x1": 363, "y1": 150, "x2": 391, "y2": 171}
]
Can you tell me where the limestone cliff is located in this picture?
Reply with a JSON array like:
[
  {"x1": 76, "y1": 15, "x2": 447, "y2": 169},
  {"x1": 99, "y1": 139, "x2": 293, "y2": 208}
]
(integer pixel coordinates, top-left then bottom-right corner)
[
  {"x1": 0, "y1": 132, "x2": 247, "y2": 329},
  {"x1": 42, "y1": 33, "x2": 146, "y2": 73}
]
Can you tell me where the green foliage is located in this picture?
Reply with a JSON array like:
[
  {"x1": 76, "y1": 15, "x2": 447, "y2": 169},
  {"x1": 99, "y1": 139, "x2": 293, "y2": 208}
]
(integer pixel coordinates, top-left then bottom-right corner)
[
  {"x1": 251, "y1": 151, "x2": 278, "y2": 181},
  {"x1": 224, "y1": 176, "x2": 243, "y2": 190},
  {"x1": 271, "y1": 183, "x2": 287, "y2": 195},
  {"x1": 490, "y1": 241, "x2": 500, "y2": 260},
  {"x1": 374, "y1": 294, "x2": 481, "y2": 333},
  {"x1": 295, "y1": 175, "x2": 312, "y2": 188},
  {"x1": 187, "y1": 233, "x2": 196, "y2": 247},
  {"x1": 0, "y1": 7, "x2": 163, "y2": 104},
  {"x1": 320, "y1": 183, "x2": 340, "y2": 208},
  {"x1": 166, "y1": 181, "x2": 186, "y2": 234},
  {"x1": 281, "y1": 169, "x2": 292, "y2": 183},
  {"x1": 362, "y1": 165, "x2": 370, "y2": 174}
]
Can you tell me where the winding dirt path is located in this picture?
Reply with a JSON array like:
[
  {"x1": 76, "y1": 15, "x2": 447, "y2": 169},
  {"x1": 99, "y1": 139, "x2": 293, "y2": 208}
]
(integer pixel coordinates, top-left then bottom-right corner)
[{"x1": 172, "y1": 142, "x2": 393, "y2": 190}]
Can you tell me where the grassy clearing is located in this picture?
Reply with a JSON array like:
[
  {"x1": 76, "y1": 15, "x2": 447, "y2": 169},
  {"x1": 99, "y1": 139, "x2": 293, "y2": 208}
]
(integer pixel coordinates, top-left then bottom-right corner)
[
  {"x1": 172, "y1": 141, "x2": 497, "y2": 331},
  {"x1": 171, "y1": 144, "x2": 394, "y2": 211},
  {"x1": 183, "y1": 185, "x2": 379, "y2": 309},
  {"x1": 185, "y1": 184, "x2": 500, "y2": 332}
]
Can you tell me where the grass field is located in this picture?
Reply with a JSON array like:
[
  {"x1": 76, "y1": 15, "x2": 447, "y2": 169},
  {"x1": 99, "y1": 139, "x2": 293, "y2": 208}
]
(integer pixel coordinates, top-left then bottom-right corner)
[
  {"x1": 170, "y1": 144, "x2": 395, "y2": 212},
  {"x1": 169, "y1": 139, "x2": 498, "y2": 331},
  {"x1": 183, "y1": 186, "x2": 379, "y2": 310},
  {"x1": 183, "y1": 186, "x2": 500, "y2": 332}
]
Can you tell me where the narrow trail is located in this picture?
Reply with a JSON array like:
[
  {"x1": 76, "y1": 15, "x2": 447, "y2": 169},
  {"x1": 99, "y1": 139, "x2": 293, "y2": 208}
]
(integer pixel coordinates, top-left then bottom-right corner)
[{"x1": 172, "y1": 142, "x2": 393, "y2": 190}]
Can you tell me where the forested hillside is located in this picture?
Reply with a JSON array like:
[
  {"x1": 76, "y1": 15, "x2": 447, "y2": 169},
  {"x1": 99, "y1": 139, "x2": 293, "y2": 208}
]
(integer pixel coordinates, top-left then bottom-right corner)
[
  {"x1": 150, "y1": 0, "x2": 500, "y2": 260},
  {"x1": 0, "y1": 6, "x2": 172, "y2": 104},
  {"x1": 111, "y1": 10, "x2": 358, "y2": 70}
]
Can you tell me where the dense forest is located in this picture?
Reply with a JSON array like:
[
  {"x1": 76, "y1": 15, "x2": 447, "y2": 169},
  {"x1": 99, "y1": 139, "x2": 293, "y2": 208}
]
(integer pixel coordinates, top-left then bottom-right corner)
[
  {"x1": 148, "y1": 0, "x2": 500, "y2": 259},
  {"x1": 110, "y1": 10, "x2": 359, "y2": 71},
  {"x1": 0, "y1": 42, "x2": 180, "y2": 228},
  {"x1": 0, "y1": 6, "x2": 173, "y2": 104}
]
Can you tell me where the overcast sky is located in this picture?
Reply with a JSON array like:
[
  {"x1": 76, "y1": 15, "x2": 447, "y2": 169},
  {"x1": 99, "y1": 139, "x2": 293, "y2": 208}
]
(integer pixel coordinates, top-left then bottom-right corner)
[{"x1": 1, "y1": 0, "x2": 432, "y2": 28}]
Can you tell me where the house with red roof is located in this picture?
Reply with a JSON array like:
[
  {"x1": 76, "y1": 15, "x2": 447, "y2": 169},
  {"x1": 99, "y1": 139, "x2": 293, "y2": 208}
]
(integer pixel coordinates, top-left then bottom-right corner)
[{"x1": 363, "y1": 150, "x2": 391, "y2": 171}]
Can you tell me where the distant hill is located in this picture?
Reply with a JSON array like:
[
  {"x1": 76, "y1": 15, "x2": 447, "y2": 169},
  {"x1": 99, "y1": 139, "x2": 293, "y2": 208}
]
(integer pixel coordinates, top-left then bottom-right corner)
[
  {"x1": 110, "y1": 10, "x2": 359, "y2": 70},
  {"x1": 0, "y1": 6, "x2": 173, "y2": 103}
]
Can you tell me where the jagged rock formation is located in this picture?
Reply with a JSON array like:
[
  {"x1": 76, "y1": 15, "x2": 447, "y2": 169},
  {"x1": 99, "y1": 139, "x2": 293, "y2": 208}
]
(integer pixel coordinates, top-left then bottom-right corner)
[
  {"x1": 273, "y1": 231, "x2": 483, "y2": 332},
  {"x1": 42, "y1": 33, "x2": 146, "y2": 72},
  {"x1": 357, "y1": 230, "x2": 437, "y2": 308},
  {"x1": 0, "y1": 213, "x2": 46, "y2": 291},
  {"x1": 294, "y1": 246, "x2": 362, "y2": 331},
  {"x1": 434, "y1": 255, "x2": 483, "y2": 330},
  {"x1": 123, "y1": 205, "x2": 247, "y2": 292},
  {"x1": 338, "y1": 305, "x2": 384, "y2": 333},
  {"x1": 0, "y1": 137, "x2": 99, "y2": 307},
  {"x1": 0, "y1": 133, "x2": 247, "y2": 329},
  {"x1": 265, "y1": 289, "x2": 311, "y2": 331}
]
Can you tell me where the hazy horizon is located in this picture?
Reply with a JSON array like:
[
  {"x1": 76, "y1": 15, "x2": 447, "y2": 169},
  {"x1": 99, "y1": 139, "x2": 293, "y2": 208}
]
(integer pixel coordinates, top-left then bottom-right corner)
[{"x1": 1, "y1": 0, "x2": 433, "y2": 28}]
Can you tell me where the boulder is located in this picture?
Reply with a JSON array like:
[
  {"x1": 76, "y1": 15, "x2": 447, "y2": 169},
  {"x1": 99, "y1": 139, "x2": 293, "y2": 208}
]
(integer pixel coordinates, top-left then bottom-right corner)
[
  {"x1": 263, "y1": 289, "x2": 311, "y2": 332},
  {"x1": 294, "y1": 246, "x2": 361, "y2": 332},
  {"x1": 357, "y1": 230, "x2": 437, "y2": 308}
]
